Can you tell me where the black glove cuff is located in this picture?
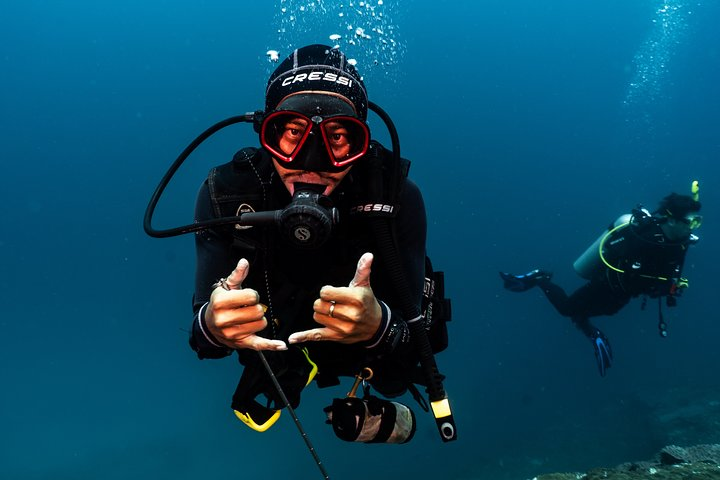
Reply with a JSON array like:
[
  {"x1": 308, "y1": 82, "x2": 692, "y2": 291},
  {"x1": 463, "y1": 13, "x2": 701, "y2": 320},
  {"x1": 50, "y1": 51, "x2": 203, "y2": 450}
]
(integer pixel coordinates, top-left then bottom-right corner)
[{"x1": 363, "y1": 304, "x2": 410, "y2": 356}]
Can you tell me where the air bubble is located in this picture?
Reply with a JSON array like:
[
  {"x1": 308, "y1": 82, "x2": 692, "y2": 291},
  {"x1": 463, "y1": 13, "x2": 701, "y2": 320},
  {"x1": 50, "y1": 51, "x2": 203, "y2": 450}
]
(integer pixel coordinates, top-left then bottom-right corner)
[{"x1": 270, "y1": 0, "x2": 406, "y2": 83}]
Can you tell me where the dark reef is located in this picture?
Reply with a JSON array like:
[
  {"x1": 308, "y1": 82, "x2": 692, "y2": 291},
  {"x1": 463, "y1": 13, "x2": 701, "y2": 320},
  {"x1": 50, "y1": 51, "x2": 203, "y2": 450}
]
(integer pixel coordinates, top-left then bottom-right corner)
[{"x1": 534, "y1": 444, "x2": 720, "y2": 479}]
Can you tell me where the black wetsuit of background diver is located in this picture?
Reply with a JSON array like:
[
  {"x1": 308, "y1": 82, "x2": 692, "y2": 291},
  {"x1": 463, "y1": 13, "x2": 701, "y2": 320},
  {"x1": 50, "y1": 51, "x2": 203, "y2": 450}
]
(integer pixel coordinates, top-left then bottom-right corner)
[{"x1": 537, "y1": 278, "x2": 631, "y2": 338}]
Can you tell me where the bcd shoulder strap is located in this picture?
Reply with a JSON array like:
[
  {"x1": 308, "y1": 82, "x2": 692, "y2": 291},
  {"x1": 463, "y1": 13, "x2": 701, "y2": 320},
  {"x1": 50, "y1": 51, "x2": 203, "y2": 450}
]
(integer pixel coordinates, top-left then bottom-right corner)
[
  {"x1": 348, "y1": 141, "x2": 409, "y2": 218},
  {"x1": 352, "y1": 142, "x2": 453, "y2": 354}
]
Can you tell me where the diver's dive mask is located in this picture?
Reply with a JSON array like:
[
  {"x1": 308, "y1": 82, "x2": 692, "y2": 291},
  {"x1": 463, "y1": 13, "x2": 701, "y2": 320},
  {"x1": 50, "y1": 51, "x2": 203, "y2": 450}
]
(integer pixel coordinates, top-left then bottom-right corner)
[
  {"x1": 260, "y1": 111, "x2": 369, "y2": 172},
  {"x1": 259, "y1": 93, "x2": 370, "y2": 173},
  {"x1": 659, "y1": 214, "x2": 702, "y2": 243},
  {"x1": 683, "y1": 213, "x2": 702, "y2": 230}
]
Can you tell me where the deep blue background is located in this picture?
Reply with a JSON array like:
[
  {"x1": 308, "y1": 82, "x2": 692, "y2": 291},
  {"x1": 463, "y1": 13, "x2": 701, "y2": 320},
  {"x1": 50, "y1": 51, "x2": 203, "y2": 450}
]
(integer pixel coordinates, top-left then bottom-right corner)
[{"x1": 1, "y1": 1, "x2": 718, "y2": 479}]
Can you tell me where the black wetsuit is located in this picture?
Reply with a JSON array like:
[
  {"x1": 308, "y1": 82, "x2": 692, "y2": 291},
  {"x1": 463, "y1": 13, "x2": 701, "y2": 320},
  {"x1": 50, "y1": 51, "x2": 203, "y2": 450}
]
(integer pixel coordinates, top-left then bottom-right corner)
[
  {"x1": 188, "y1": 146, "x2": 426, "y2": 395},
  {"x1": 539, "y1": 278, "x2": 631, "y2": 336}
]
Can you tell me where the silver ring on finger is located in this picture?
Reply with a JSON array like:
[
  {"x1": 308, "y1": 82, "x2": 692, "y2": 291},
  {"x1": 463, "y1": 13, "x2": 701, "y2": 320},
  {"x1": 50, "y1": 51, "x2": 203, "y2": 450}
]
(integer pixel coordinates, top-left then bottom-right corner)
[
  {"x1": 328, "y1": 301, "x2": 336, "y2": 318},
  {"x1": 212, "y1": 277, "x2": 231, "y2": 291}
]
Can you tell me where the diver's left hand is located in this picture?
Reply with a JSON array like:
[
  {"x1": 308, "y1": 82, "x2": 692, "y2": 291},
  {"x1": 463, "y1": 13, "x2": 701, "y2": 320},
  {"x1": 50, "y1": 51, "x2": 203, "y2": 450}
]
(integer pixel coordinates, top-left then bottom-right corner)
[{"x1": 288, "y1": 252, "x2": 383, "y2": 345}]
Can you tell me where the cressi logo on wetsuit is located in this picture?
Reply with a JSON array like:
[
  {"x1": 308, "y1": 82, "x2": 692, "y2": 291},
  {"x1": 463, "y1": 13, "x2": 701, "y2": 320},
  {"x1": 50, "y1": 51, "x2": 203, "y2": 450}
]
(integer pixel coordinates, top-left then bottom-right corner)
[{"x1": 351, "y1": 203, "x2": 395, "y2": 214}]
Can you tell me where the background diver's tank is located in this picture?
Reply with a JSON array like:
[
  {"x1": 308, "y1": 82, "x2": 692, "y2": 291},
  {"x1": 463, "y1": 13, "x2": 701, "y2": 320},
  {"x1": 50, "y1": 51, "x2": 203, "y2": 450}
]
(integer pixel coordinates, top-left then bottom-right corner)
[{"x1": 573, "y1": 213, "x2": 632, "y2": 279}]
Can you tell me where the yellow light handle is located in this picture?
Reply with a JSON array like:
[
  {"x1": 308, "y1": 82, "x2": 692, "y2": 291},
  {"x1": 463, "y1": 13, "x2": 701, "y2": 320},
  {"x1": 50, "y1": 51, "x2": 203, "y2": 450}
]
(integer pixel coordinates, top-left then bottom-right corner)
[
  {"x1": 430, "y1": 398, "x2": 452, "y2": 418},
  {"x1": 430, "y1": 397, "x2": 457, "y2": 442}
]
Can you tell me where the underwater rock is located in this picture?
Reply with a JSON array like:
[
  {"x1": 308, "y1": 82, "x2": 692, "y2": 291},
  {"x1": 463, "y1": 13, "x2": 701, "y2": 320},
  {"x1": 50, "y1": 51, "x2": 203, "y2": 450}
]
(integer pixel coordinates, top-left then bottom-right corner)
[
  {"x1": 657, "y1": 444, "x2": 720, "y2": 465},
  {"x1": 531, "y1": 444, "x2": 720, "y2": 479}
]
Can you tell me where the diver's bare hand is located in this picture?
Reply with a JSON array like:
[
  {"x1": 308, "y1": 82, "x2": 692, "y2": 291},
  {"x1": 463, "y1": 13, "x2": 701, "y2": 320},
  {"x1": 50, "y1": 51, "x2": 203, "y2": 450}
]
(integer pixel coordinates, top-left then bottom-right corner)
[
  {"x1": 288, "y1": 252, "x2": 382, "y2": 345},
  {"x1": 205, "y1": 258, "x2": 287, "y2": 351}
]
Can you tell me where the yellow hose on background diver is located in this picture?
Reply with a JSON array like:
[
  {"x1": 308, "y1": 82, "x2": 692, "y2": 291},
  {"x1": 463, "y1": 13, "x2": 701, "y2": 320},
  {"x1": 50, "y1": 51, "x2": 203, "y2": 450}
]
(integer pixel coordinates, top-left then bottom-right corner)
[
  {"x1": 598, "y1": 221, "x2": 670, "y2": 281},
  {"x1": 598, "y1": 222, "x2": 630, "y2": 274}
]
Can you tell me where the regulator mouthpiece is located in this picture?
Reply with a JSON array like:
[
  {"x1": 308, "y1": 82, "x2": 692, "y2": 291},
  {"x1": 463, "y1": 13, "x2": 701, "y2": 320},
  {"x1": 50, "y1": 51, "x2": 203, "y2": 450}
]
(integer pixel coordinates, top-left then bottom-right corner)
[{"x1": 278, "y1": 184, "x2": 338, "y2": 248}]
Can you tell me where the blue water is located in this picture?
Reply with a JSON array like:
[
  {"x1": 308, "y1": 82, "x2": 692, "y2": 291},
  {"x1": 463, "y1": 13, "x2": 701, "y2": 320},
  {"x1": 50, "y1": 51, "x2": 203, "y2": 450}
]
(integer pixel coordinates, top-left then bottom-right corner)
[{"x1": 2, "y1": 1, "x2": 719, "y2": 479}]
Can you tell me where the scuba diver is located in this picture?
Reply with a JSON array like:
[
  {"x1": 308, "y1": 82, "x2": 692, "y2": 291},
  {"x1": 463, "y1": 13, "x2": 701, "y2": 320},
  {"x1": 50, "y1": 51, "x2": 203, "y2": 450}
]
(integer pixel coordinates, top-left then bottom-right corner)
[
  {"x1": 145, "y1": 44, "x2": 455, "y2": 453},
  {"x1": 500, "y1": 184, "x2": 702, "y2": 377}
]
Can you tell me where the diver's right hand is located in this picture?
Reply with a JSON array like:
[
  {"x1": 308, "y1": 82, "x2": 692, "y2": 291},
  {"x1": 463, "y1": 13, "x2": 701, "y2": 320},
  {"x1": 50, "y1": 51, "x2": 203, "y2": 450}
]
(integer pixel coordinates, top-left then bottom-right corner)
[
  {"x1": 205, "y1": 258, "x2": 287, "y2": 351},
  {"x1": 590, "y1": 329, "x2": 613, "y2": 377}
]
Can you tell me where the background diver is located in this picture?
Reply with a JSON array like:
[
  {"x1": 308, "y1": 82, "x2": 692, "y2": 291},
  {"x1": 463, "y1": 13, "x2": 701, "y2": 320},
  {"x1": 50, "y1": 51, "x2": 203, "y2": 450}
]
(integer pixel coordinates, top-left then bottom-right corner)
[{"x1": 500, "y1": 183, "x2": 702, "y2": 377}]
